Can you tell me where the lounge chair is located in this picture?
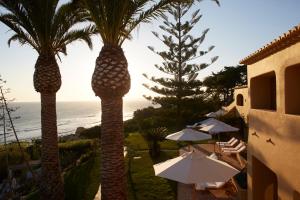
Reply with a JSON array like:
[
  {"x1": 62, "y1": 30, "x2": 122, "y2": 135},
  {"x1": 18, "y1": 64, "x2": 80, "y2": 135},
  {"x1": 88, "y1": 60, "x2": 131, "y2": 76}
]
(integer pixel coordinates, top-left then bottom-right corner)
[
  {"x1": 217, "y1": 137, "x2": 238, "y2": 148},
  {"x1": 216, "y1": 137, "x2": 235, "y2": 145},
  {"x1": 222, "y1": 144, "x2": 246, "y2": 154},
  {"x1": 222, "y1": 144, "x2": 247, "y2": 167},
  {"x1": 195, "y1": 182, "x2": 226, "y2": 190},
  {"x1": 221, "y1": 141, "x2": 245, "y2": 152},
  {"x1": 186, "y1": 123, "x2": 198, "y2": 128}
]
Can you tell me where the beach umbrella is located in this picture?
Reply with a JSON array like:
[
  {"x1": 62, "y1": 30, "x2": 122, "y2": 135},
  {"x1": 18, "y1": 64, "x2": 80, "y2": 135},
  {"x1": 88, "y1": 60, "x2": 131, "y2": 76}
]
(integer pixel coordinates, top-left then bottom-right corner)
[
  {"x1": 205, "y1": 109, "x2": 226, "y2": 118},
  {"x1": 165, "y1": 128, "x2": 211, "y2": 151},
  {"x1": 153, "y1": 151, "x2": 239, "y2": 200},
  {"x1": 195, "y1": 153, "x2": 226, "y2": 190},
  {"x1": 165, "y1": 129, "x2": 212, "y2": 141},
  {"x1": 198, "y1": 118, "x2": 239, "y2": 135}
]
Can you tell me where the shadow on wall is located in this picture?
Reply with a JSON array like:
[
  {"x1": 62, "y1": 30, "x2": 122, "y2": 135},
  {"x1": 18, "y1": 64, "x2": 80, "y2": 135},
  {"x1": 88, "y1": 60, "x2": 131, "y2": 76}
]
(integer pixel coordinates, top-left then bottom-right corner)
[
  {"x1": 294, "y1": 190, "x2": 300, "y2": 200},
  {"x1": 248, "y1": 111, "x2": 300, "y2": 142},
  {"x1": 247, "y1": 141, "x2": 299, "y2": 200}
]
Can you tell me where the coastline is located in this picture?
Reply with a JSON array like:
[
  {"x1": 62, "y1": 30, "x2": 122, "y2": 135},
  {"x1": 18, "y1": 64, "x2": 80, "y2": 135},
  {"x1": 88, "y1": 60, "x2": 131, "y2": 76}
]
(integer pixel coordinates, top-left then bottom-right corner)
[{"x1": 0, "y1": 100, "x2": 151, "y2": 143}]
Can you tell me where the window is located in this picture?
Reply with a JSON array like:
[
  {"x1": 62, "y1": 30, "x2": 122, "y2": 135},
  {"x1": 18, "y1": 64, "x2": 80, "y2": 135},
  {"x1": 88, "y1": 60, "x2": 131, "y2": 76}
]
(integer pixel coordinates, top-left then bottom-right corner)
[
  {"x1": 236, "y1": 94, "x2": 244, "y2": 106},
  {"x1": 285, "y1": 64, "x2": 300, "y2": 115},
  {"x1": 250, "y1": 71, "x2": 276, "y2": 110}
]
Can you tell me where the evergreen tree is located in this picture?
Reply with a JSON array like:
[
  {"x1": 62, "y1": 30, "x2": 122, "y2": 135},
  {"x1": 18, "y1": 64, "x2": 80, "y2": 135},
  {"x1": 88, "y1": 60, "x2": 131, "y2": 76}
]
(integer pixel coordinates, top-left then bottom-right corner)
[
  {"x1": 143, "y1": 1, "x2": 218, "y2": 125},
  {"x1": 203, "y1": 65, "x2": 247, "y2": 106}
]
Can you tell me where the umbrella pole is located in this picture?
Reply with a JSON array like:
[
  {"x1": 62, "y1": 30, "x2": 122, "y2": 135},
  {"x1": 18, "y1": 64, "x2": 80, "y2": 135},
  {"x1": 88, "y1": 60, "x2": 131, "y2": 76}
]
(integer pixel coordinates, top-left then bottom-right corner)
[
  {"x1": 213, "y1": 134, "x2": 217, "y2": 153},
  {"x1": 192, "y1": 186, "x2": 197, "y2": 200}
]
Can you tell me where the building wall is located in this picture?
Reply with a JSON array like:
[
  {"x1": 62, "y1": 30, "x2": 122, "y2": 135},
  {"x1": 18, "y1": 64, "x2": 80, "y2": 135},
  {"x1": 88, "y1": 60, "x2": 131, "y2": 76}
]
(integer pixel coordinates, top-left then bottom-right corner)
[
  {"x1": 234, "y1": 87, "x2": 250, "y2": 122},
  {"x1": 247, "y1": 42, "x2": 300, "y2": 200}
]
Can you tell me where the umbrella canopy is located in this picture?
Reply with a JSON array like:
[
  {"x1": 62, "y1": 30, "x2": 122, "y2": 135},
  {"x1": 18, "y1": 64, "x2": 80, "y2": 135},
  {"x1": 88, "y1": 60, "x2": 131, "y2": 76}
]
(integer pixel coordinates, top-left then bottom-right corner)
[
  {"x1": 165, "y1": 129, "x2": 212, "y2": 141},
  {"x1": 153, "y1": 151, "x2": 239, "y2": 184},
  {"x1": 205, "y1": 109, "x2": 226, "y2": 118},
  {"x1": 198, "y1": 118, "x2": 239, "y2": 134}
]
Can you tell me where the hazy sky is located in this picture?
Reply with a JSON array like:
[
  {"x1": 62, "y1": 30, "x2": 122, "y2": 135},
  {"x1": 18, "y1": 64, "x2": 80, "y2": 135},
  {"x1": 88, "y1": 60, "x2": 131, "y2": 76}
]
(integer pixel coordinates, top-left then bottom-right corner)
[{"x1": 0, "y1": 0, "x2": 300, "y2": 102}]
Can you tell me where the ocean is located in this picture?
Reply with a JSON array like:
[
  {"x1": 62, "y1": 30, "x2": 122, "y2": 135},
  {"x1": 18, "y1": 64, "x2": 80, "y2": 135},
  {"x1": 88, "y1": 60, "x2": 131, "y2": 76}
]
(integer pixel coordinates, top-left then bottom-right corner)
[{"x1": 0, "y1": 100, "x2": 151, "y2": 143}]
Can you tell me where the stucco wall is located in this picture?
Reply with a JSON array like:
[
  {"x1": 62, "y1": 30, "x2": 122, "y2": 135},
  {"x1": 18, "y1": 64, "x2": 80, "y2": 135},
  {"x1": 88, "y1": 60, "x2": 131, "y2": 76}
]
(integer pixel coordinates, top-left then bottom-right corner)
[
  {"x1": 247, "y1": 42, "x2": 300, "y2": 200},
  {"x1": 234, "y1": 87, "x2": 249, "y2": 122}
]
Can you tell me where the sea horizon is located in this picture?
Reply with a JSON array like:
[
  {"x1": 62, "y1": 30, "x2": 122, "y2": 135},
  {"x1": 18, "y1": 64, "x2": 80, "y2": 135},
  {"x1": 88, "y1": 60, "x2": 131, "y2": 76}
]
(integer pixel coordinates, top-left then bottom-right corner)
[{"x1": 0, "y1": 100, "x2": 152, "y2": 143}]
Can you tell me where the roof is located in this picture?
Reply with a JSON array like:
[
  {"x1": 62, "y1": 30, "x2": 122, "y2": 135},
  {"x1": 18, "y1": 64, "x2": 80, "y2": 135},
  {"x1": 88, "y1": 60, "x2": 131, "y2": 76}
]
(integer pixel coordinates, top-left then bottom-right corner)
[
  {"x1": 240, "y1": 24, "x2": 300, "y2": 65},
  {"x1": 234, "y1": 85, "x2": 248, "y2": 90}
]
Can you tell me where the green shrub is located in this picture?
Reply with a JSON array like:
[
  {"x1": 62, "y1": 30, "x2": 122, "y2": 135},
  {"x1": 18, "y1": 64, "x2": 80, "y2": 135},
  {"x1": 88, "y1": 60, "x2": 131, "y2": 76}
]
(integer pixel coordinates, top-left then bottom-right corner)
[
  {"x1": 124, "y1": 119, "x2": 139, "y2": 135},
  {"x1": 0, "y1": 146, "x2": 31, "y2": 180},
  {"x1": 26, "y1": 144, "x2": 40, "y2": 160},
  {"x1": 59, "y1": 139, "x2": 95, "y2": 169},
  {"x1": 64, "y1": 151, "x2": 101, "y2": 200},
  {"x1": 79, "y1": 126, "x2": 101, "y2": 139},
  {"x1": 59, "y1": 139, "x2": 94, "y2": 152},
  {"x1": 159, "y1": 140, "x2": 179, "y2": 150}
]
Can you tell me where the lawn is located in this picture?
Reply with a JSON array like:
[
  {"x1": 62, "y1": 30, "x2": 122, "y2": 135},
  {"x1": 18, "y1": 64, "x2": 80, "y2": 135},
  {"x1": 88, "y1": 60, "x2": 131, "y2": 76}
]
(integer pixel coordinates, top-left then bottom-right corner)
[
  {"x1": 126, "y1": 133, "x2": 178, "y2": 200},
  {"x1": 125, "y1": 132, "x2": 149, "y2": 150},
  {"x1": 27, "y1": 133, "x2": 179, "y2": 200},
  {"x1": 127, "y1": 151, "x2": 177, "y2": 200}
]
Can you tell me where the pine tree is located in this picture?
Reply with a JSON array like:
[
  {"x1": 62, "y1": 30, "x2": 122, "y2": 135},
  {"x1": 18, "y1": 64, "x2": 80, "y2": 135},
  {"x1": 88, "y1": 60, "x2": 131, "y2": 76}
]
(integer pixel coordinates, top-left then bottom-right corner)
[{"x1": 143, "y1": 1, "x2": 218, "y2": 125}]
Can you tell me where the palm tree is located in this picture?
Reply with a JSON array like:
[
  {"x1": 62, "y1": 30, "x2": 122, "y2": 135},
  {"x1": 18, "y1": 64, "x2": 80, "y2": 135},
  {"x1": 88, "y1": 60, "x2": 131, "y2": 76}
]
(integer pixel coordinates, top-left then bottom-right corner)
[
  {"x1": 0, "y1": 0, "x2": 95, "y2": 199},
  {"x1": 79, "y1": 0, "x2": 215, "y2": 199}
]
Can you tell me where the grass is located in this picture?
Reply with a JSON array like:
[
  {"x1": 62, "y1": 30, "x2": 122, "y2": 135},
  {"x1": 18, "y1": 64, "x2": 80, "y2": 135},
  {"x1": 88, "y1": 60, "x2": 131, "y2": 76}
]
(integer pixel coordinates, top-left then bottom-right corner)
[
  {"x1": 64, "y1": 151, "x2": 101, "y2": 200},
  {"x1": 125, "y1": 133, "x2": 149, "y2": 150},
  {"x1": 126, "y1": 133, "x2": 178, "y2": 200},
  {"x1": 125, "y1": 132, "x2": 181, "y2": 151},
  {"x1": 128, "y1": 151, "x2": 177, "y2": 200},
  {"x1": 26, "y1": 133, "x2": 179, "y2": 200},
  {"x1": 62, "y1": 133, "x2": 178, "y2": 200}
]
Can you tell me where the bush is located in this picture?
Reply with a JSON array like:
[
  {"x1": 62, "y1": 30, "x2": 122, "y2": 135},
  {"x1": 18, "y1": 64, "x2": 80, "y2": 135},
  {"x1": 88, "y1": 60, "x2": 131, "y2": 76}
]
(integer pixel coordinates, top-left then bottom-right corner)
[
  {"x1": 78, "y1": 126, "x2": 101, "y2": 139},
  {"x1": 59, "y1": 139, "x2": 95, "y2": 169},
  {"x1": 0, "y1": 144, "x2": 31, "y2": 180},
  {"x1": 59, "y1": 139, "x2": 94, "y2": 152},
  {"x1": 26, "y1": 144, "x2": 40, "y2": 160},
  {"x1": 64, "y1": 151, "x2": 101, "y2": 200},
  {"x1": 124, "y1": 119, "x2": 139, "y2": 135}
]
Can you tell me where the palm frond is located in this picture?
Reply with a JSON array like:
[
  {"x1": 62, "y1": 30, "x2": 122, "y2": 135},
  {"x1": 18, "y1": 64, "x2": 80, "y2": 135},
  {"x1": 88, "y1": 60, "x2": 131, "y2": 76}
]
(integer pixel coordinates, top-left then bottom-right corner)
[
  {"x1": 0, "y1": 0, "x2": 94, "y2": 56},
  {"x1": 0, "y1": 13, "x2": 39, "y2": 51},
  {"x1": 54, "y1": 25, "x2": 97, "y2": 54},
  {"x1": 124, "y1": 0, "x2": 174, "y2": 43}
]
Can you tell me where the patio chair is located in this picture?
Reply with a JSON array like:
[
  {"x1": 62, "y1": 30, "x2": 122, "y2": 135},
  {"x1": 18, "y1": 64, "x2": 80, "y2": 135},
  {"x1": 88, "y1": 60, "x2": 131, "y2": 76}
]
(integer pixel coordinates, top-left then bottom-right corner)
[
  {"x1": 222, "y1": 143, "x2": 247, "y2": 167},
  {"x1": 195, "y1": 182, "x2": 226, "y2": 190},
  {"x1": 222, "y1": 144, "x2": 246, "y2": 153},
  {"x1": 216, "y1": 137, "x2": 238, "y2": 147},
  {"x1": 221, "y1": 141, "x2": 245, "y2": 152},
  {"x1": 186, "y1": 122, "x2": 199, "y2": 128},
  {"x1": 216, "y1": 137, "x2": 235, "y2": 145}
]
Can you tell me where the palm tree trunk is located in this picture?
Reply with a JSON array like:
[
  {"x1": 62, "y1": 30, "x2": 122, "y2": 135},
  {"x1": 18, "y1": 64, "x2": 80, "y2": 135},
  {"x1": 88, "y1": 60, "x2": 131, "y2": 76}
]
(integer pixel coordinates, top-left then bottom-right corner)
[
  {"x1": 92, "y1": 45, "x2": 130, "y2": 200},
  {"x1": 34, "y1": 54, "x2": 64, "y2": 200},
  {"x1": 101, "y1": 97, "x2": 126, "y2": 200},
  {"x1": 40, "y1": 93, "x2": 64, "y2": 200}
]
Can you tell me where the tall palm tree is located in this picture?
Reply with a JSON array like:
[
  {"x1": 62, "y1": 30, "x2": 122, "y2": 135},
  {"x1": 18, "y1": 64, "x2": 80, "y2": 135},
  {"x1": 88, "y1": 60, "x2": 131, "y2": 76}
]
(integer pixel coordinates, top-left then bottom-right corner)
[
  {"x1": 0, "y1": 0, "x2": 95, "y2": 199},
  {"x1": 78, "y1": 0, "x2": 219, "y2": 199}
]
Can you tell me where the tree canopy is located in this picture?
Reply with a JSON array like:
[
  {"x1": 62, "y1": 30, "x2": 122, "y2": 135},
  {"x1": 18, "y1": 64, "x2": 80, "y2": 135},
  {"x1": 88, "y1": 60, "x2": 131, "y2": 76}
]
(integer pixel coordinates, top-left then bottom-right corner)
[
  {"x1": 143, "y1": 2, "x2": 218, "y2": 115},
  {"x1": 0, "y1": 0, "x2": 95, "y2": 56},
  {"x1": 203, "y1": 65, "x2": 247, "y2": 106}
]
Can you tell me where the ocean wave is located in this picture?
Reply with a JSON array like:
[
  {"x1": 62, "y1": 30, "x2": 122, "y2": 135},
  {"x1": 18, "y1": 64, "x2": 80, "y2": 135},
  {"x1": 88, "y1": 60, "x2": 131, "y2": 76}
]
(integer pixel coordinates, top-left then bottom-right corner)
[{"x1": 0, "y1": 101, "x2": 145, "y2": 142}]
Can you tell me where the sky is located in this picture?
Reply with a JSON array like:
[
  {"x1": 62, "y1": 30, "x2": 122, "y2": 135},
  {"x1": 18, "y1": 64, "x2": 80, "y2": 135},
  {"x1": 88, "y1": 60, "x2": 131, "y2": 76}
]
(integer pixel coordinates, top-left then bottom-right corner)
[{"x1": 0, "y1": 0, "x2": 300, "y2": 102}]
